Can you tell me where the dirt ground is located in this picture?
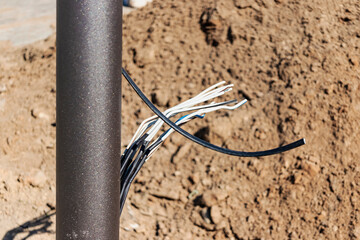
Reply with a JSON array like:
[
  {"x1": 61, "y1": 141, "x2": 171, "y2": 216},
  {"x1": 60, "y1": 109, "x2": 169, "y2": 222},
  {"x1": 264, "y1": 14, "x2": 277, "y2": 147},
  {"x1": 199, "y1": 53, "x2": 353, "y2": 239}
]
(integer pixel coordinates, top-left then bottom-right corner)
[{"x1": 1, "y1": 0, "x2": 360, "y2": 239}]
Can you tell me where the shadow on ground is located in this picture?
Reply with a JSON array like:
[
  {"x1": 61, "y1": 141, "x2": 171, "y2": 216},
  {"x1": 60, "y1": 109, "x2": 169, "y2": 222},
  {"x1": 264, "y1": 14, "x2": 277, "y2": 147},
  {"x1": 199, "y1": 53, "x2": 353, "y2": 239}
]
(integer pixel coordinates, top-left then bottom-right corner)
[{"x1": 2, "y1": 210, "x2": 55, "y2": 240}]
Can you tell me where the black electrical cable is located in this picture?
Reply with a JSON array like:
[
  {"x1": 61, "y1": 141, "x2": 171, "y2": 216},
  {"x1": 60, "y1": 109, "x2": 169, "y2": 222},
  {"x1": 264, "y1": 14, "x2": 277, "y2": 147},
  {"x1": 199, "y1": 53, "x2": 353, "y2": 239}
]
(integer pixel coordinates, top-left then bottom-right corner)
[
  {"x1": 120, "y1": 148, "x2": 149, "y2": 214},
  {"x1": 120, "y1": 117, "x2": 207, "y2": 214},
  {"x1": 120, "y1": 103, "x2": 231, "y2": 214},
  {"x1": 122, "y1": 68, "x2": 306, "y2": 157},
  {"x1": 122, "y1": 118, "x2": 201, "y2": 196},
  {"x1": 121, "y1": 142, "x2": 149, "y2": 200},
  {"x1": 122, "y1": 141, "x2": 149, "y2": 182},
  {"x1": 120, "y1": 149, "x2": 150, "y2": 215},
  {"x1": 119, "y1": 69, "x2": 306, "y2": 216},
  {"x1": 120, "y1": 133, "x2": 148, "y2": 177},
  {"x1": 120, "y1": 125, "x2": 185, "y2": 214},
  {"x1": 120, "y1": 135, "x2": 168, "y2": 215}
]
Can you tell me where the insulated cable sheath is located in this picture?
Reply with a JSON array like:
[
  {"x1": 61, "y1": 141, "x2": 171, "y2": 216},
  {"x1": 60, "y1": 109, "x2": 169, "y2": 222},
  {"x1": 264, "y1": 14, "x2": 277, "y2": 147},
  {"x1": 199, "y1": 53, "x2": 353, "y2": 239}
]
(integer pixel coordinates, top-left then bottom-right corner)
[
  {"x1": 122, "y1": 68, "x2": 305, "y2": 157},
  {"x1": 120, "y1": 134, "x2": 148, "y2": 177},
  {"x1": 120, "y1": 150, "x2": 150, "y2": 215}
]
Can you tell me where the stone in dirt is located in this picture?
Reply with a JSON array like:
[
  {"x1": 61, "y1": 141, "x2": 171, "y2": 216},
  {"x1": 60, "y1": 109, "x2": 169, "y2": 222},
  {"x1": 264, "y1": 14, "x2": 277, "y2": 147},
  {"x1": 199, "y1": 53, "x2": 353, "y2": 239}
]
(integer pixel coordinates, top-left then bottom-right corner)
[
  {"x1": 31, "y1": 107, "x2": 51, "y2": 121},
  {"x1": 210, "y1": 205, "x2": 223, "y2": 224},
  {"x1": 172, "y1": 143, "x2": 192, "y2": 163},
  {"x1": 301, "y1": 161, "x2": 320, "y2": 178},
  {"x1": 24, "y1": 169, "x2": 47, "y2": 188},
  {"x1": 199, "y1": 189, "x2": 228, "y2": 207}
]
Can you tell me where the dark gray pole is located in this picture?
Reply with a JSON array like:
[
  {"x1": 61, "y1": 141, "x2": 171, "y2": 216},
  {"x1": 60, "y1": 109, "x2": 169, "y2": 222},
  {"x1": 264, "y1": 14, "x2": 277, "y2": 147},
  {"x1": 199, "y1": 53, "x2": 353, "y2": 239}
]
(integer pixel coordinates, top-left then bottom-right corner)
[{"x1": 56, "y1": 1, "x2": 122, "y2": 239}]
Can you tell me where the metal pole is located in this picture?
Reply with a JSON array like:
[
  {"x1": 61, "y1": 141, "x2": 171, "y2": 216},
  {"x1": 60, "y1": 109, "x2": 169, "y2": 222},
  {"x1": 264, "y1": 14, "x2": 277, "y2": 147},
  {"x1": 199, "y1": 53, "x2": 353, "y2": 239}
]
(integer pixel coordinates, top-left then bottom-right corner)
[{"x1": 56, "y1": 1, "x2": 122, "y2": 239}]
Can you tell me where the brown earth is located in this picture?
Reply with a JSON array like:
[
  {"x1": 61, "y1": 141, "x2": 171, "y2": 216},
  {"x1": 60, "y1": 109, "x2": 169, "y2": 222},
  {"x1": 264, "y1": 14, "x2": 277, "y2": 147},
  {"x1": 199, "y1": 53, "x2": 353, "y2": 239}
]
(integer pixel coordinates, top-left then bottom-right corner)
[{"x1": 1, "y1": 0, "x2": 360, "y2": 239}]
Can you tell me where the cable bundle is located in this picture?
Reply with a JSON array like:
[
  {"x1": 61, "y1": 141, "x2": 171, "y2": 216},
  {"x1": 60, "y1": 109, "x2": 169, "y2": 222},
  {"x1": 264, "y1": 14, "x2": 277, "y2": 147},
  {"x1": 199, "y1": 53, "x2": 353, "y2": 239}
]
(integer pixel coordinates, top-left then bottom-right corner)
[
  {"x1": 120, "y1": 68, "x2": 306, "y2": 215},
  {"x1": 120, "y1": 81, "x2": 247, "y2": 214}
]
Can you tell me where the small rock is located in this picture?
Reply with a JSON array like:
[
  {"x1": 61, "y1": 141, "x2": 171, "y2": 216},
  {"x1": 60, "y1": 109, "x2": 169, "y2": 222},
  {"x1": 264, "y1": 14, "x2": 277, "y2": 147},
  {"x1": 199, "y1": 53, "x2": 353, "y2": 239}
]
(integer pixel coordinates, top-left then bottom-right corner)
[
  {"x1": 130, "y1": 192, "x2": 148, "y2": 211},
  {"x1": 0, "y1": 84, "x2": 7, "y2": 93},
  {"x1": 151, "y1": 89, "x2": 169, "y2": 107},
  {"x1": 254, "y1": 128, "x2": 267, "y2": 139},
  {"x1": 24, "y1": 169, "x2": 47, "y2": 187},
  {"x1": 293, "y1": 172, "x2": 303, "y2": 184},
  {"x1": 199, "y1": 189, "x2": 228, "y2": 207},
  {"x1": 31, "y1": 107, "x2": 51, "y2": 121},
  {"x1": 214, "y1": 229, "x2": 226, "y2": 239},
  {"x1": 324, "y1": 84, "x2": 336, "y2": 95},
  {"x1": 42, "y1": 48, "x2": 54, "y2": 58},
  {"x1": 211, "y1": 118, "x2": 233, "y2": 144},
  {"x1": 308, "y1": 155, "x2": 320, "y2": 164},
  {"x1": 310, "y1": 62, "x2": 321, "y2": 72},
  {"x1": 200, "y1": 192, "x2": 217, "y2": 207},
  {"x1": 134, "y1": 46, "x2": 156, "y2": 66},
  {"x1": 150, "y1": 180, "x2": 183, "y2": 200},
  {"x1": 349, "y1": 56, "x2": 359, "y2": 67},
  {"x1": 121, "y1": 219, "x2": 140, "y2": 232},
  {"x1": 152, "y1": 188, "x2": 180, "y2": 200},
  {"x1": 179, "y1": 193, "x2": 188, "y2": 203},
  {"x1": 289, "y1": 102, "x2": 303, "y2": 112},
  {"x1": 302, "y1": 161, "x2": 320, "y2": 177},
  {"x1": 304, "y1": 89, "x2": 316, "y2": 99},
  {"x1": 173, "y1": 143, "x2": 191, "y2": 163},
  {"x1": 189, "y1": 173, "x2": 200, "y2": 184},
  {"x1": 129, "y1": 223, "x2": 139, "y2": 230},
  {"x1": 215, "y1": 219, "x2": 227, "y2": 230},
  {"x1": 293, "y1": 123, "x2": 301, "y2": 134},
  {"x1": 190, "y1": 209, "x2": 214, "y2": 231},
  {"x1": 201, "y1": 178, "x2": 212, "y2": 187},
  {"x1": 154, "y1": 205, "x2": 168, "y2": 217},
  {"x1": 163, "y1": 36, "x2": 173, "y2": 43},
  {"x1": 210, "y1": 205, "x2": 223, "y2": 224},
  {"x1": 317, "y1": 211, "x2": 327, "y2": 221}
]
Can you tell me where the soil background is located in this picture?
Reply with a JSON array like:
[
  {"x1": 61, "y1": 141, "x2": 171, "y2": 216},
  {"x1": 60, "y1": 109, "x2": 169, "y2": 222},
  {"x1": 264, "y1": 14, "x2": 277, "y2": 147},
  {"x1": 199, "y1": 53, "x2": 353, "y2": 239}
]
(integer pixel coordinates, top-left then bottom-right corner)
[{"x1": 1, "y1": 0, "x2": 360, "y2": 239}]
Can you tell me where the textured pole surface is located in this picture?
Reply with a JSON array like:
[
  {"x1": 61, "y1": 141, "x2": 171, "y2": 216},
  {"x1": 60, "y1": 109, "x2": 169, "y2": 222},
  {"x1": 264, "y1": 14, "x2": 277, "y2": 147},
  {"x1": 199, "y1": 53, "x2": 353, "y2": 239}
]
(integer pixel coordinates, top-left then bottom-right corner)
[{"x1": 56, "y1": 1, "x2": 122, "y2": 239}]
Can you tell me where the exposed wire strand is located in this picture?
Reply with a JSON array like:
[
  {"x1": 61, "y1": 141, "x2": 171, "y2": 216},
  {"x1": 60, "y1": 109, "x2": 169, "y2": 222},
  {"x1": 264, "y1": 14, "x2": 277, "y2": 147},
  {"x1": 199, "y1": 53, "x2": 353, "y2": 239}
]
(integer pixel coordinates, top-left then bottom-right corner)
[{"x1": 122, "y1": 68, "x2": 306, "y2": 157}]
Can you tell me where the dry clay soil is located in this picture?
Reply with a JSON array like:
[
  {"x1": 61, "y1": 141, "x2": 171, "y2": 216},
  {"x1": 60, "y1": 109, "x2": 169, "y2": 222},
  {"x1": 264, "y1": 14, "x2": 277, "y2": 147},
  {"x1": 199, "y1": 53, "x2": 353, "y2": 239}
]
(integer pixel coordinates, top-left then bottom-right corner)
[{"x1": 1, "y1": 0, "x2": 360, "y2": 239}]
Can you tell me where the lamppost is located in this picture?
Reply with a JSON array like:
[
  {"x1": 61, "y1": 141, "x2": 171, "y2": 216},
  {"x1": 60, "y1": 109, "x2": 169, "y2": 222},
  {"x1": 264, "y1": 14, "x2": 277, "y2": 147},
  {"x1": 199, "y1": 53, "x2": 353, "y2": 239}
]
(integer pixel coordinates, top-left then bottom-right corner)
[{"x1": 57, "y1": 1, "x2": 122, "y2": 239}]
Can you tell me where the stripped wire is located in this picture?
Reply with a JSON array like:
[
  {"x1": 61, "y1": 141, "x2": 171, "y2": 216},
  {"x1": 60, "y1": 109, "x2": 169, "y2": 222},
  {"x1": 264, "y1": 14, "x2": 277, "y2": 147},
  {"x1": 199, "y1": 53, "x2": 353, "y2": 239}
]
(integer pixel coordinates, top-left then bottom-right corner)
[
  {"x1": 146, "y1": 99, "x2": 248, "y2": 160},
  {"x1": 126, "y1": 82, "x2": 235, "y2": 148},
  {"x1": 122, "y1": 68, "x2": 305, "y2": 157},
  {"x1": 120, "y1": 67, "x2": 306, "y2": 215}
]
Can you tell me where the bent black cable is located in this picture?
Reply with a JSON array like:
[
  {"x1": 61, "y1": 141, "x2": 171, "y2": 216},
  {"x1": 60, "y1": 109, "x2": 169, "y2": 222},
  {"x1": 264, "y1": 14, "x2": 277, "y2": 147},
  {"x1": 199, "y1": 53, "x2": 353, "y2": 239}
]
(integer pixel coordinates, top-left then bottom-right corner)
[
  {"x1": 121, "y1": 143, "x2": 149, "y2": 200},
  {"x1": 120, "y1": 150, "x2": 150, "y2": 215},
  {"x1": 122, "y1": 142, "x2": 148, "y2": 181},
  {"x1": 122, "y1": 68, "x2": 306, "y2": 157},
  {"x1": 120, "y1": 148, "x2": 135, "y2": 178},
  {"x1": 120, "y1": 134, "x2": 148, "y2": 177},
  {"x1": 120, "y1": 149, "x2": 149, "y2": 214}
]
